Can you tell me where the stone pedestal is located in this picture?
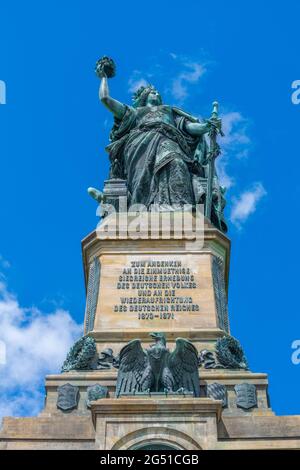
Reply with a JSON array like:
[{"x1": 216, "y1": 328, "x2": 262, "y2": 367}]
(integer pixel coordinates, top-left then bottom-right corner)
[
  {"x1": 1, "y1": 213, "x2": 300, "y2": 450},
  {"x1": 102, "y1": 178, "x2": 127, "y2": 212},
  {"x1": 82, "y1": 215, "x2": 230, "y2": 354}
]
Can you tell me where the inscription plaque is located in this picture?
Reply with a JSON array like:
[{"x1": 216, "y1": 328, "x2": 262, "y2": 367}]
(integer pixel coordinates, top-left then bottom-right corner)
[
  {"x1": 95, "y1": 254, "x2": 218, "y2": 331},
  {"x1": 114, "y1": 260, "x2": 199, "y2": 321}
]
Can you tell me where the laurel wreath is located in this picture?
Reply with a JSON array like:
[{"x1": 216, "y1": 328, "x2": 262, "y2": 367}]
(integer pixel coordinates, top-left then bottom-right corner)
[
  {"x1": 216, "y1": 336, "x2": 248, "y2": 369},
  {"x1": 61, "y1": 336, "x2": 97, "y2": 371}
]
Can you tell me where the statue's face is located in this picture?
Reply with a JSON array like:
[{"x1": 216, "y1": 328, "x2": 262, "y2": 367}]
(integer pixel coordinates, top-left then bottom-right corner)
[{"x1": 146, "y1": 90, "x2": 161, "y2": 106}]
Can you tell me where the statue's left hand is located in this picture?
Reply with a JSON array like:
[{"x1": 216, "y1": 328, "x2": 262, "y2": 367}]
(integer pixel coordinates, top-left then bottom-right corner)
[
  {"x1": 206, "y1": 117, "x2": 224, "y2": 136},
  {"x1": 206, "y1": 118, "x2": 220, "y2": 130}
]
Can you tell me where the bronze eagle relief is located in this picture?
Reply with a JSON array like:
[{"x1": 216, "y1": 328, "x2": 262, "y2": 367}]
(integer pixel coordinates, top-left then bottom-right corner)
[{"x1": 116, "y1": 332, "x2": 200, "y2": 397}]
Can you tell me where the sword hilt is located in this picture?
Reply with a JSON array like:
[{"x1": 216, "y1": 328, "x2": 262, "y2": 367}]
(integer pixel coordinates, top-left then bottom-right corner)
[{"x1": 211, "y1": 101, "x2": 219, "y2": 119}]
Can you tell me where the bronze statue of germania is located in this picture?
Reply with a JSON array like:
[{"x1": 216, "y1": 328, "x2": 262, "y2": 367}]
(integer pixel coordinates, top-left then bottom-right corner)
[{"x1": 92, "y1": 56, "x2": 227, "y2": 232}]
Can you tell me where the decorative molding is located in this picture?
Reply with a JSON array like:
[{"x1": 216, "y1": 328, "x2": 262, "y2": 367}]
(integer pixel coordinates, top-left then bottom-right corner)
[
  {"x1": 84, "y1": 257, "x2": 101, "y2": 334},
  {"x1": 212, "y1": 256, "x2": 229, "y2": 332}
]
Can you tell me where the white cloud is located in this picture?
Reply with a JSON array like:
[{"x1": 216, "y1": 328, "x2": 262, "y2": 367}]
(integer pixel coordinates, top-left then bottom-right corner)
[
  {"x1": 127, "y1": 53, "x2": 207, "y2": 104},
  {"x1": 128, "y1": 77, "x2": 148, "y2": 93},
  {"x1": 221, "y1": 111, "x2": 250, "y2": 152},
  {"x1": 0, "y1": 255, "x2": 10, "y2": 269},
  {"x1": 0, "y1": 279, "x2": 82, "y2": 425},
  {"x1": 230, "y1": 182, "x2": 267, "y2": 228},
  {"x1": 171, "y1": 61, "x2": 206, "y2": 102},
  {"x1": 216, "y1": 111, "x2": 251, "y2": 189},
  {"x1": 215, "y1": 156, "x2": 235, "y2": 190}
]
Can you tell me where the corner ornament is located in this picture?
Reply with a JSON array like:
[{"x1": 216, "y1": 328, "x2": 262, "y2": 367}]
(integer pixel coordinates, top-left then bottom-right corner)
[
  {"x1": 199, "y1": 335, "x2": 249, "y2": 370},
  {"x1": 61, "y1": 336, "x2": 97, "y2": 372}
]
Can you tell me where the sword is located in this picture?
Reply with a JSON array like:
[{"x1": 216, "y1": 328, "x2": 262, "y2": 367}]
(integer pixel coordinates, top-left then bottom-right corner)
[{"x1": 205, "y1": 101, "x2": 223, "y2": 221}]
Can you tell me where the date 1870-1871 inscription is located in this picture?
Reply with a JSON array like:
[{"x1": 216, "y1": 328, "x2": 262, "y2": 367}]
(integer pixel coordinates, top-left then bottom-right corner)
[{"x1": 113, "y1": 260, "x2": 200, "y2": 320}]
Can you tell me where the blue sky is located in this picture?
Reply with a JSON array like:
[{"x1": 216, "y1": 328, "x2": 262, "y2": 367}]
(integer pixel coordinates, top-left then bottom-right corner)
[{"x1": 0, "y1": 0, "x2": 300, "y2": 419}]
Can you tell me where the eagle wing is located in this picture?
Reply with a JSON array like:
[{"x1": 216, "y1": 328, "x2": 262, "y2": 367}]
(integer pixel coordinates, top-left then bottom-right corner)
[
  {"x1": 168, "y1": 338, "x2": 200, "y2": 397},
  {"x1": 115, "y1": 339, "x2": 150, "y2": 397}
]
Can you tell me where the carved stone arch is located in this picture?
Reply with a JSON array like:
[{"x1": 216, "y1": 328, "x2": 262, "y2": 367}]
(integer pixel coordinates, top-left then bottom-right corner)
[{"x1": 111, "y1": 426, "x2": 202, "y2": 450}]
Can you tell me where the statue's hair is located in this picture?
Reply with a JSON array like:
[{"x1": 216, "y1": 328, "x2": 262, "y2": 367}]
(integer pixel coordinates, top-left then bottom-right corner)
[{"x1": 132, "y1": 84, "x2": 162, "y2": 108}]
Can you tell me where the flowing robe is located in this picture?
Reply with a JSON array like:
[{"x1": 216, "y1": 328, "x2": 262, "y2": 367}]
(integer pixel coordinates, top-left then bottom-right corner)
[{"x1": 106, "y1": 105, "x2": 204, "y2": 209}]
